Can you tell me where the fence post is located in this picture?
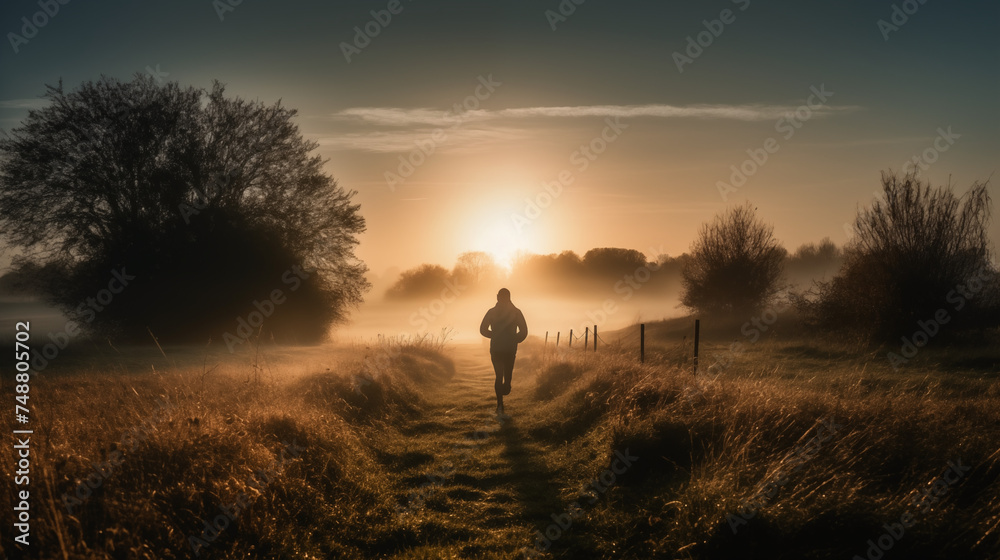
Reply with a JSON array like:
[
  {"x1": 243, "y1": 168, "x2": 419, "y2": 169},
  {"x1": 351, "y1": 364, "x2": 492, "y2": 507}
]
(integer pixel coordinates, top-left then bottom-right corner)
[
  {"x1": 545, "y1": 331, "x2": 549, "y2": 348},
  {"x1": 694, "y1": 319, "x2": 700, "y2": 375},
  {"x1": 556, "y1": 332, "x2": 560, "y2": 347},
  {"x1": 640, "y1": 323, "x2": 645, "y2": 364},
  {"x1": 584, "y1": 327, "x2": 589, "y2": 350},
  {"x1": 569, "y1": 329, "x2": 573, "y2": 348},
  {"x1": 593, "y1": 324, "x2": 598, "y2": 352}
]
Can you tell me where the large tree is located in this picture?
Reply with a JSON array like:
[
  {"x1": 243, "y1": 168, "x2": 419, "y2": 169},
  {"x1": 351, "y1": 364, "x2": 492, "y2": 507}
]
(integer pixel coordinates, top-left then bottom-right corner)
[
  {"x1": 0, "y1": 75, "x2": 368, "y2": 343},
  {"x1": 807, "y1": 171, "x2": 996, "y2": 341},
  {"x1": 681, "y1": 202, "x2": 786, "y2": 316}
]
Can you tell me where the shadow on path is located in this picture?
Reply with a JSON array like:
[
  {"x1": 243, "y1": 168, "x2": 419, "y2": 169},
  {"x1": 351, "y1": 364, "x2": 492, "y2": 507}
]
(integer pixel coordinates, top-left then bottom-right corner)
[{"x1": 495, "y1": 417, "x2": 568, "y2": 527}]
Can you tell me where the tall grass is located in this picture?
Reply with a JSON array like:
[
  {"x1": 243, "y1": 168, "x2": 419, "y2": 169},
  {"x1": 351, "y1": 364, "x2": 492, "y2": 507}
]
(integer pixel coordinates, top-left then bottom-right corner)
[
  {"x1": 3, "y1": 330, "x2": 997, "y2": 559},
  {"x1": 522, "y1": 339, "x2": 1000, "y2": 559},
  {"x1": 1, "y1": 338, "x2": 454, "y2": 559}
]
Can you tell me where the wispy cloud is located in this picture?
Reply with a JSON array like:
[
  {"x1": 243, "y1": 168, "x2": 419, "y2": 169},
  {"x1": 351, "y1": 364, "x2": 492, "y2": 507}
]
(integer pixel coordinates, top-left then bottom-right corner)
[
  {"x1": 319, "y1": 102, "x2": 860, "y2": 154},
  {"x1": 333, "y1": 103, "x2": 859, "y2": 127},
  {"x1": 311, "y1": 127, "x2": 529, "y2": 154},
  {"x1": 0, "y1": 98, "x2": 50, "y2": 110}
]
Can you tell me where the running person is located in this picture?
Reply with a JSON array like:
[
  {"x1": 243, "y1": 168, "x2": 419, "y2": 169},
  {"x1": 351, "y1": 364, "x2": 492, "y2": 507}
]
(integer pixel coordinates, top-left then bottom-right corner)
[{"x1": 479, "y1": 288, "x2": 528, "y2": 416}]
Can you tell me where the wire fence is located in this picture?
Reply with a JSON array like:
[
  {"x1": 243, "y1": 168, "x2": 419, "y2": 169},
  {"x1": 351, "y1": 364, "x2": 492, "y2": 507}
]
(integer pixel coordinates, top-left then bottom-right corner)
[{"x1": 541, "y1": 320, "x2": 702, "y2": 372}]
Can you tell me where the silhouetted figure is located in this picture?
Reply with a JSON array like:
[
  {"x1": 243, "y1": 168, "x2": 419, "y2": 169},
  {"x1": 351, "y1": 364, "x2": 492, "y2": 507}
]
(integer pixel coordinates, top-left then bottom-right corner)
[{"x1": 480, "y1": 288, "x2": 528, "y2": 416}]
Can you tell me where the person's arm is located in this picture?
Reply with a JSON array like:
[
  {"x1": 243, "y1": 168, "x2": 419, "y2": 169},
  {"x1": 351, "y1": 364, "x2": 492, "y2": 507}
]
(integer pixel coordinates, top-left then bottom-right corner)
[
  {"x1": 515, "y1": 310, "x2": 528, "y2": 343},
  {"x1": 480, "y1": 309, "x2": 493, "y2": 338}
]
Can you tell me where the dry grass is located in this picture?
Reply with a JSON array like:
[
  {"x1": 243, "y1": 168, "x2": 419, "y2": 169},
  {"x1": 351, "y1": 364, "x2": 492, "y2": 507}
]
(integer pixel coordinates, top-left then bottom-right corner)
[
  {"x1": 2, "y1": 329, "x2": 998, "y2": 559},
  {"x1": 521, "y1": 336, "x2": 1000, "y2": 559},
  {"x1": 1, "y1": 338, "x2": 454, "y2": 559}
]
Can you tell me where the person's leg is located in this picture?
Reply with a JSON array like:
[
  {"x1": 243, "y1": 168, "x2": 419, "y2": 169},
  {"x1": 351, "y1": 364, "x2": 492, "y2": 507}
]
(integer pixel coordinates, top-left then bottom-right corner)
[
  {"x1": 490, "y1": 352, "x2": 504, "y2": 412},
  {"x1": 503, "y1": 352, "x2": 515, "y2": 395}
]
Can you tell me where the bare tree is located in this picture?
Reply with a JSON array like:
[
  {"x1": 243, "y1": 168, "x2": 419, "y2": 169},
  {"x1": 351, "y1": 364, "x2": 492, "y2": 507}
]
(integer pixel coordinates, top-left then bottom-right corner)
[
  {"x1": 807, "y1": 171, "x2": 996, "y2": 341},
  {"x1": 681, "y1": 202, "x2": 786, "y2": 316},
  {"x1": 452, "y1": 251, "x2": 504, "y2": 288}
]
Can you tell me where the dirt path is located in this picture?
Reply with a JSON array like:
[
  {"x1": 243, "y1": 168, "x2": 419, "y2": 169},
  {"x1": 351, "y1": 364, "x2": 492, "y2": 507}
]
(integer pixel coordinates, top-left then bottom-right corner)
[{"x1": 377, "y1": 344, "x2": 568, "y2": 559}]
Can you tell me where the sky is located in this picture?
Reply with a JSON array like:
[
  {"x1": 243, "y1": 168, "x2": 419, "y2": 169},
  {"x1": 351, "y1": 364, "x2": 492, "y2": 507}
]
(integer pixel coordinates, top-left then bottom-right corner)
[{"x1": 1, "y1": 0, "x2": 998, "y2": 280}]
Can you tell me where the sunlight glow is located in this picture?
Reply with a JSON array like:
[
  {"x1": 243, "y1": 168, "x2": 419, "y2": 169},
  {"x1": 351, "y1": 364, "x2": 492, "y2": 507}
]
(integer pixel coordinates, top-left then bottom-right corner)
[
  {"x1": 473, "y1": 223, "x2": 522, "y2": 272},
  {"x1": 466, "y1": 204, "x2": 535, "y2": 273}
]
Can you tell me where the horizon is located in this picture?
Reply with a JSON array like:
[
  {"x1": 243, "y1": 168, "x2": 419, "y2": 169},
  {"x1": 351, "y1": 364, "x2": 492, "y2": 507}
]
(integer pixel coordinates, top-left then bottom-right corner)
[{"x1": 2, "y1": 2, "x2": 1000, "y2": 557}]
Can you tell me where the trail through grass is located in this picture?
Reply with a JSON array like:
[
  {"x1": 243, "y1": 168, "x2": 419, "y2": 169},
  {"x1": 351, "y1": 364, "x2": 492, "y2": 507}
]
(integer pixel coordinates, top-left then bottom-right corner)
[{"x1": 372, "y1": 345, "x2": 575, "y2": 559}]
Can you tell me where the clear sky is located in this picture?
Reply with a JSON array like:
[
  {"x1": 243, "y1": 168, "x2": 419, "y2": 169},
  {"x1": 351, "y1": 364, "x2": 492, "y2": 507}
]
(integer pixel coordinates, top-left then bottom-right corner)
[{"x1": 2, "y1": 0, "x2": 998, "y2": 277}]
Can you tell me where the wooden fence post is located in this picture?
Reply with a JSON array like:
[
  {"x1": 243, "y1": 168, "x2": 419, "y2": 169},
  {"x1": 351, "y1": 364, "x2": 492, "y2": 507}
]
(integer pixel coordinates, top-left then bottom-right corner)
[
  {"x1": 569, "y1": 329, "x2": 573, "y2": 348},
  {"x1": 593, "y1": 325, "x2": 598, "y2": 352},
  {"x1": 640, "y1": 323, "x2": 645, "y2": 364},
  {"x1": 545, "y1": 331, "x2": 549, "y2": 347},
  {"x1": 584, "y1": 327, "x2": 589, "y2": 350},
  {"x1": 694, "y1": 319, "x2": 700, "y2": 375},
  {"x1": 556, "y1": 332, "x2": 560, "y2": 347}
]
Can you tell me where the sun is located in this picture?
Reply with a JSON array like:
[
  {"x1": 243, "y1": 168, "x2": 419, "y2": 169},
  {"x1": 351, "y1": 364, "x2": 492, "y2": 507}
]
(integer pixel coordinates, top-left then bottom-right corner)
[
  {"x1": 480, "y1": 229, "x2": 522, "y2": 272},
  {"x1": 466, "y1": 208, "x2": 534, "y2": 273}
]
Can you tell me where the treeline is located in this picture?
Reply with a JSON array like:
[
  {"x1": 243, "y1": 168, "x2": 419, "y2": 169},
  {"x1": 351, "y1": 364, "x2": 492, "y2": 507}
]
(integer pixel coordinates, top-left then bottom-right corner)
[
  {"x1": 383, "y1": 241, "x2": 843, "y2": 301},
  {"x1": 386, "y1": 170, "x2": 1000, "y2": 348}
]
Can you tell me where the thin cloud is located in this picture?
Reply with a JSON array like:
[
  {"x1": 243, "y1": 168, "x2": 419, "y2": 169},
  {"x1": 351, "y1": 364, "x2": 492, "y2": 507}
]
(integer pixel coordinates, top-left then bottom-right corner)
[
  {"x1": 320, "y1": 102, "x2": 861, "y2": 154},
  {"x1": 311, "y1": 127, "x2": 529, "y2": 154},
  {"x1": 333, "y1": 103, "x2": 859, "y2": 127},
  {"x1": 0, "y1": 99, "x2": 50, "y2": 110}
]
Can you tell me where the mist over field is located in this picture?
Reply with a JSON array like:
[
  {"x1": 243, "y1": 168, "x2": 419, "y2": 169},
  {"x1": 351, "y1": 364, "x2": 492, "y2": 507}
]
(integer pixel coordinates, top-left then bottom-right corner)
[
  {"x1": 343, "y1": 241, "x2": 844, "y2": 344},
  {"x1": 2, "y1": 0, "x2": 999, "y2": 558}
]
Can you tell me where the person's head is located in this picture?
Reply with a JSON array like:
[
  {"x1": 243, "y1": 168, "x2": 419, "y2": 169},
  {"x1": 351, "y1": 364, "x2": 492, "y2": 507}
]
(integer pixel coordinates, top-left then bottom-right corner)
[{"x1": 497, "y1": 288, "x2": 511, "y2": 304}]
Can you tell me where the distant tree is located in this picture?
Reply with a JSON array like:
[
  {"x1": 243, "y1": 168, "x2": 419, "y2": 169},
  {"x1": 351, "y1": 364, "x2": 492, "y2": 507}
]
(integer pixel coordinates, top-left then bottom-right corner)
[
  {"x1": 785, "y1": 238, "x2": 843, "y2": 288},
  {"x1": 0, "y1": 75, "x2": 368, "y2": 343},
  {"x1": 452, "y1": 251, "x2": 504, "y2": 290},
  {"x1": 385, "y1": 264, "x2": 451, "y2": 300},
  {"x1": 681, "y1": 202, "x2": 786, "y2": 316},
  {"x1": 507, "y1": 250, "x2": 584, "y2": 293},
  {"x1": 807, "y1": 171, "x2": 997, "y2": 341},
  {"x1": 581, "y1": 247, "x2": 649, "y2": 278},
  {"x1": 0, "y1": 260, "x2": 54, "y2": 299}
]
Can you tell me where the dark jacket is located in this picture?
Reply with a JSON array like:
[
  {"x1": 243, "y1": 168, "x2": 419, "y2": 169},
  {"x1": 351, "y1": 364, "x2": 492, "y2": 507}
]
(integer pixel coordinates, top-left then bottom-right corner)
[{"x1": 480, "y1": 303, "x2": 527, "y2": 354}]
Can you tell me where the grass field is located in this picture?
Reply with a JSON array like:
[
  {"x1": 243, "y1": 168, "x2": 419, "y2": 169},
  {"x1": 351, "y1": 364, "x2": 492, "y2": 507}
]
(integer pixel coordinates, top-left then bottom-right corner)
[{"x1": 2, "y1": 320, "x2": 999, "y2": 559}]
